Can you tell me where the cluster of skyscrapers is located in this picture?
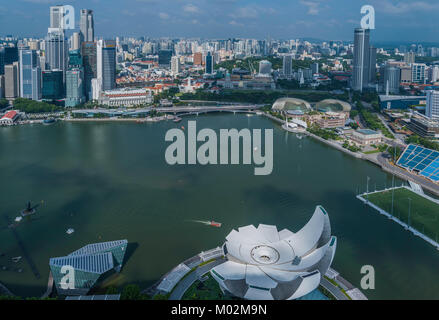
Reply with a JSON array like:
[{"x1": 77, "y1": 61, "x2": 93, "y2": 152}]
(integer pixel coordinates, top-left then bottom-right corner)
[{"x1": 0, "y1": 6, "x2": 116, "y2": 107}]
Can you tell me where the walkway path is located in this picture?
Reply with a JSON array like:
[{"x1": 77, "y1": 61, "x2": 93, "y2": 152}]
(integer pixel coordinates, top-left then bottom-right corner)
[
  {"x1": 169, "y1": 258, "x2": 225, "y2": 300},
  {"x1": 320, "y1": 277, "x2": 348, "y2": 301}
]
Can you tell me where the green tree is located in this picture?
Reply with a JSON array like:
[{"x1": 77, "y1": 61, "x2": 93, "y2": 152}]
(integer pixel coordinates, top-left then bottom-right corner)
[
  {"x1": 121, "y1": 284, "x2": 141, "y2": 300},
  {"x1": 105, "y1": 286, "x2": 119, "y2": 295}
]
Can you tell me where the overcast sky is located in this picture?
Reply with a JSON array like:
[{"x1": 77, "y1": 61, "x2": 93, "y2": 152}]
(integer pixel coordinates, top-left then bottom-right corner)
[{"x1": 1, "y1": 0, "x2": 438, "y2": 42}]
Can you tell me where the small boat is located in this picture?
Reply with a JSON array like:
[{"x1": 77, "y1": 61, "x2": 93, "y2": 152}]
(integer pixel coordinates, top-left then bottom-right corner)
[
  {"x1": 66, "y1": 228, "x2": 75, "y2": 235},
  {"x1": 209, "y1": 221, "x2": 222, "y2": 228},
  {"x1": 173, "y1": 117, "x2": 182, "y2": 123},
  {"x1": 12, "y1": 256, "x2": 22, "y2": 263},
  {"x1": 43, "y1": 118, "x2": 56, "y2": 125},
  {"x1": 14, "y1": 216, "x2": 23, "y2": 223},
  {"x1": 296, "y1": 134, "x2": 303, "y2": 140}
]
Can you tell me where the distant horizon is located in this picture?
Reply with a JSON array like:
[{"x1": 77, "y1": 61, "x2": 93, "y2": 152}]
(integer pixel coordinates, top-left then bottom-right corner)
[{"x1": 0, "y1": 0, "x2": 438, "y2": 43}]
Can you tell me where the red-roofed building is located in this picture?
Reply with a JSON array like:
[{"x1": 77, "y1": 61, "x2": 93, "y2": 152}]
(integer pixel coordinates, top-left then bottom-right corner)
[{"x1": 0, "y1": 110, "x2": 19, "y2": 125}]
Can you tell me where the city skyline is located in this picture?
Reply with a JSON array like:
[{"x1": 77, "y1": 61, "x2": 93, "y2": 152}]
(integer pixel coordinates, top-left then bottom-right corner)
[{"x1": 0, "y1": 0, "x2": 439, "y2": 42}]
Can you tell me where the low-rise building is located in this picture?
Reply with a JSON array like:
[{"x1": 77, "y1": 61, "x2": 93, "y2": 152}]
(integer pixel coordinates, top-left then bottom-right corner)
[
  {"x1": 407, "y1": 115, "x2": 439, "y2": 139},
  {"x1": 316, "y1": 112, "x2": 348, "y2": 129},
  {"x1": 98, "y1": 89, "x2": 153, "y2": 107},
  {"x1": 0, "y1": 110, "x2": 19, "y2": 125},
  {"x1": 350, "y1": 129, "x2": 383, "y2": 146}
]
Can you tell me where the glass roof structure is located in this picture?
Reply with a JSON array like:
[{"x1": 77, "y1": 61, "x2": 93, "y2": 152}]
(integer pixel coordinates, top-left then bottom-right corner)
[
  {"x1": 397, "y1": 144, "x2": 439, "y2": 182},
  {"x1": 49, "y1": 239, "x2": 128, "y2": 295}
]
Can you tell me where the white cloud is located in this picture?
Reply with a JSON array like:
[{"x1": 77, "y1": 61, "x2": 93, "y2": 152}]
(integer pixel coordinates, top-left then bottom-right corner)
[
  {"x1": 229, "y1": 20, "x2": 243, "y2": 27},
  {"x1": 183, "y1": 4, "x2": 200, "y2": 14},
  {"x1": 300, "y1": 1, "x2": 320, "y2": 15},
  {"x1": 159, "y1": 12, "x2": 169, "y2": 20}
]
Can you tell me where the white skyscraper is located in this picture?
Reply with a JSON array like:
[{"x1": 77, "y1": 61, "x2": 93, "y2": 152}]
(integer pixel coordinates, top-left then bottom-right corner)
[
  {"x1": 50, "y1": 5, "x2": 64, "y2": 29},
  {"x1": 80, "y1": 9, "x2": 94, "y2": 42},
  {"x1": 171, "y1": 56, "x2": 181, "y2": 76},
  {"x1": 426, "y1": 90, "x2": 439, "y2": 119}
]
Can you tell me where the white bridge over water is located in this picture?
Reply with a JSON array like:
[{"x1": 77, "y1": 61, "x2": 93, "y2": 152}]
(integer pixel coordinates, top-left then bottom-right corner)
[{"x1": 72, "y1": 105, "x2": 264, "y2": 118}]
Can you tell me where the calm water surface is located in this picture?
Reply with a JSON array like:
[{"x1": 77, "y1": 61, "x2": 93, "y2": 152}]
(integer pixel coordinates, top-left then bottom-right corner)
[{"x1": 0, "y1": 114, "x2": 438, "y2": 299}]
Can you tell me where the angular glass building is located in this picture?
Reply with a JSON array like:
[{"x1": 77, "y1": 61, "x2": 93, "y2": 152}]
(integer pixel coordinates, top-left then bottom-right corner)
[{"x1": 49, "y1": 239, "x2": 128, "y2": 296}]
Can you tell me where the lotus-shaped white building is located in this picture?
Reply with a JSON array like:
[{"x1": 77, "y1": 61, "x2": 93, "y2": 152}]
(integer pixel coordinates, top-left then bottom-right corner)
[{"x1": 210, "y1": 206, "x2": 337, "y2": 300}]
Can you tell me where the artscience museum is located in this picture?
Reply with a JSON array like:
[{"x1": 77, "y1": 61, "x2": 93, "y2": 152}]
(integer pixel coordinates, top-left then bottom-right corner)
[{"x1": 210, "y1": 206, "x2": 337, "y2": 300}]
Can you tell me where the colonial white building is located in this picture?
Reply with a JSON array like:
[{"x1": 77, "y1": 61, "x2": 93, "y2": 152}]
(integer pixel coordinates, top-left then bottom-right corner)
[{"x1": 98, "y1": 89, "x2": 153, "y2": 107}]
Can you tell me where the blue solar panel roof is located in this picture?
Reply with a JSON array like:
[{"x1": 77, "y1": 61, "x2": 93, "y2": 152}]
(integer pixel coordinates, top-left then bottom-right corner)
[{"x1": 397, "y1": 144, "x2": 439, "y2": 183}]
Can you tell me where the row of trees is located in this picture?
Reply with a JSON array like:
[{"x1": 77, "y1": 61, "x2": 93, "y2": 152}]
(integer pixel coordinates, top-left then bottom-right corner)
[
  {"x1": 406, "y1": 135, "x2": 439, "y2": 151},
  {"x1": 13, "y1": 98, "x2": 63, "y2": 114},
  {"x1": 355, "y1": 101, "x2": 394, "y2": 139}
]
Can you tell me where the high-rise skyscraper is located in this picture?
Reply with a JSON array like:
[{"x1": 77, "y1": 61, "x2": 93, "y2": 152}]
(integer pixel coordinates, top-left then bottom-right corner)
[
  {"x1": 426, "y1": 90, "x2": 439, "y2": 119},
  {"x1": 369, "y1": 46, "x2": 377, "y2": 83},
  {"x1": 411, "y1": 63, "x2": 427, "y2": 84},
  {"x1": 45, "y1": 28, "x2": 68, "y2": 80},
  {"x1": 97, "y1": 40, "x2": 116, "y2": 91},
  {"x1": 66, "y1": 69, "x2": 85, "y2": 107},
  {"x1": 19, "y1": 49, "x2": 41, "y2": 100},
  {"x1": 0, "y1": 75, "x2": 4, "y2": 99},
  {"x1": 42, "y1": 70, "x2": 64, "y2": 100},
  {"x1": 158, "y1": 49, "x2": 173, "y2": 68},
  {"x1": 50, "y1": 5, "x2": 64, "y2": 29},
  {"x1": 352, "y1": 28, "x2": 371, "y2": 92},
  {"x1": 404, "y1": 52, "x2": 415, "y2": 65},
  {"x1": 205, "y1": 52, "x2": 214, "y2": 74},
  {"x1": 81, "y1": 41, "x2": 97, "y2": 100},
  {"x1": 171, "y1": 56, "x2": 181, "y2": 76},
  {"x1": 383, "y1": 65, "x2": 401, "y2": 95},
  {"x1": 0, "y1": 47, "x2": 4, "y2": 75},
  {"x1": 4, "y1": 62, "x2": 19, "y2": 99},
  {"x1": 66, "y1": 50, "x2": 85, "y2": 107},
  {"x1": 282, "y1": 55, "x2": 292, "y2": 78},
  {"x1": 71, "y1": 32, "x2": 81, "y2": 51},
  {"x1": 80, "y1": 9, "x2": 94, "y2": 42},
  {"x1": 4, "y1": 46, "x2": 18, "y2": 65}
]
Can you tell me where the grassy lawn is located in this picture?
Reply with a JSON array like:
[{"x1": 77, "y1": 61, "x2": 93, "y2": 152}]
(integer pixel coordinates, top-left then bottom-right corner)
[{"x1": 366, "y1": 188, "x2": 439, "y2": 240}]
